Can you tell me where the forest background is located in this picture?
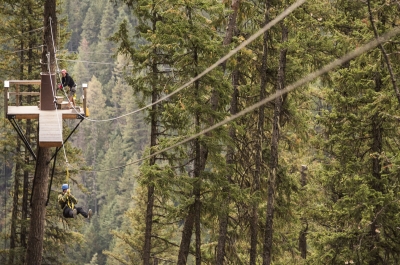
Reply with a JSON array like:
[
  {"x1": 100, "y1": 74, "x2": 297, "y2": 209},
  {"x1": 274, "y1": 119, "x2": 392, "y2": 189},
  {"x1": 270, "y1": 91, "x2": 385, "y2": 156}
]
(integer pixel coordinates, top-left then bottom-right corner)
[{"x1": 0, "y1": 0, "x2": 400, "y2": 264}]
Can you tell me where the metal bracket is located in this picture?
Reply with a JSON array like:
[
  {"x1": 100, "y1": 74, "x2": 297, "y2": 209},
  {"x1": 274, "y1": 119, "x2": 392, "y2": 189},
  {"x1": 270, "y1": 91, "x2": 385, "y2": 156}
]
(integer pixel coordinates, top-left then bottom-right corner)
[
  {"x1": 45, "y1": 118, "x2": 84, "y2": 206},
  {"x1": 8, "y1": 117, "x2": 37, "y2": 160}
]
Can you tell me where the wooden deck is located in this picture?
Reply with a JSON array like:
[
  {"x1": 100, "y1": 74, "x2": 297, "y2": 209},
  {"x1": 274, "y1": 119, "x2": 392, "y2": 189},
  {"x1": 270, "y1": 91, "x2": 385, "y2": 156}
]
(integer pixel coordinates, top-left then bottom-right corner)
[
  {"x1": 5, "y1": 79, "x2": 88, "y2": 148},
  {"x1": 8, "y1": 105, "x2": 84, "y2": 147}
]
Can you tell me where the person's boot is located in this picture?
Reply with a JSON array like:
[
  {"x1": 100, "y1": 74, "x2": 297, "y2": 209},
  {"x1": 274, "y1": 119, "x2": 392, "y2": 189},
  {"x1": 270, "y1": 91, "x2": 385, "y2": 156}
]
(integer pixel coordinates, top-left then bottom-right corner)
[{"x1": 88, "y1": 209, "x2": 93, "y2": 219}]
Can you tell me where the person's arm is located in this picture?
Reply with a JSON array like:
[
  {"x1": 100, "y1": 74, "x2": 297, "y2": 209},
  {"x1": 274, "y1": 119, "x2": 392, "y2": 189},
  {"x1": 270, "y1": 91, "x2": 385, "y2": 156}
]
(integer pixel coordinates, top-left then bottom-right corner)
[
  {"x1": 58, "y1": 194, "x2": 66, "y2": 209},
  {"x1": 69, "y1": 193, "x2": 78, "y2": 204},
  {"x1": 61, "y1": 76, "x2": 67, "y2": 87},
  {"x1": 68, "y1": 76, "x2": 76, "y2": 88}
]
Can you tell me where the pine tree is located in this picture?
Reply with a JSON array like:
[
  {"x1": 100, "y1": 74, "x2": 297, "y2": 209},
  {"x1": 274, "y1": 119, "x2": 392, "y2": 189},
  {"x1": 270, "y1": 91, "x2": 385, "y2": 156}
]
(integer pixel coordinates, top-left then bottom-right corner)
[{"x1": 309, "y1": 0, "x2": 400, "y2": 263}]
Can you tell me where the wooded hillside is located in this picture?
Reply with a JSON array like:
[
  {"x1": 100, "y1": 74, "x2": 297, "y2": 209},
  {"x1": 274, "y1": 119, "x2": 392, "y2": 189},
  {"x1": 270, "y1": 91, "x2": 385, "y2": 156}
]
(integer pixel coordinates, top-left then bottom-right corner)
[{"x1": 0, "y1": 0, "x2": 400, "y2": 264}]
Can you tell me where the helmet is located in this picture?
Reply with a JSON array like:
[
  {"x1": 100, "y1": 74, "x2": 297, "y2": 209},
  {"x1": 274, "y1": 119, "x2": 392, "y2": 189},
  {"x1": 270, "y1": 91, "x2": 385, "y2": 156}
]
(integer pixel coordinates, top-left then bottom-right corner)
[{"x1": 61, "y1": 184, "x2": 69, "y2": 191}]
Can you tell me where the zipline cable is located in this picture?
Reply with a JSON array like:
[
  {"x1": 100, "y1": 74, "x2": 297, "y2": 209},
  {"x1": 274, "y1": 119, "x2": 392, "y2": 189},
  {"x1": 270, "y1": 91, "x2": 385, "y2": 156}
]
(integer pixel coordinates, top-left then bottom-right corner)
[
  {"x1": 49, "y1": 16, "x2": 71, "y2": 172},
  {"x1": 0, "y1": 26, "x2": 44, "y2": 44},
  {"x1": 58, "y1": 58, "x2": 121, "y2": 66},
  {"x1": 79, "y1": 26, "x2": 400, "y2": 173},
  {"x1": 64, "y1": 0, "x2": 307, "y2": 123}
]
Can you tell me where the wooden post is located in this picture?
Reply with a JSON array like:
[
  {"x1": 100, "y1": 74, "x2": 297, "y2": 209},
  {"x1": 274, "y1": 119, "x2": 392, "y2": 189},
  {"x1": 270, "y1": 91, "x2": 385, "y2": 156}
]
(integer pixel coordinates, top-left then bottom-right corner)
[
  {"x1": 4, "y1": 81, "x2": 8, "y2": 118},
  {"x1": 16, "y1": 85, "x2": 19, "y2": 106},
  {"x1": 83, "y1": 83, "x2": 87, "y2": 116},
  {"x1": 40, "y1": 73, "x2": 56, "y2": 110}
]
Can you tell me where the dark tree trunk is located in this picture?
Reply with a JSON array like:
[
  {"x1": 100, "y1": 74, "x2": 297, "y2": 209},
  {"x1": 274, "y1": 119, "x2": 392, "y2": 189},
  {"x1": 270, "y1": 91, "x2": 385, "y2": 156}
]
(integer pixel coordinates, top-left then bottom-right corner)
[
  {"x1": 216, "y1": 66, "x2": 239, "y2": 264},
  {"x1": 142, "y1": 68, "x2": 158, "y2": 265},
  {"x1": 250, "y1": 2, "x2": 270, "y2": 264},
  {"x1": 177, "y1": 39, "x2": 208, "y2": 263},
  {"x1": 8, "y1": 160, "x2": 20, "y2": 265},
  {"x1": 22, "y1": 3, "x2": 34, "y2": 250},
  {"x1": 142, "y1": 4, "x2": 163, "y2": 261},
  {"x1": 25, "y1": 0, "x2": 56, "y2": 263},
  {"x1": 21, "y1": 121, "x2": 33, "y2": 254},
  {"x1": 177, "y1": 203, "x2": 196, "y2": 265},
  {"x1": 368, "y1": 72, "x2": 383, "y2": 265},
  {"x1": 21, "y1": 166, "x2": 29, "y2": 249},
  {"x1": 216, "y1": 2, "x2": 240, "y2": 263},
  {"x1": 177, "y1": 119, "x2": 207, "y2": 265},
  {"x1": 298, "y1": 165, "x2": 308, "y2": 259},
  {"x1": 25, "y1": 148, "x2": 51, "y2": 265},
  {"x1": 262, "y1": 22, "x2": 287, "y2": 265}
]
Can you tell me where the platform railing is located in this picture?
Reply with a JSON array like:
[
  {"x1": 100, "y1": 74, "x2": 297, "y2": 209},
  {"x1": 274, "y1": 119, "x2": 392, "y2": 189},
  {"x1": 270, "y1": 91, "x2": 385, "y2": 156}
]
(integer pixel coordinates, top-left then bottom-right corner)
[
  {"x1": 4, "y1": 80, "x2": 88, "y2": 118},
  {"x1": 4, "y1": 80, "x2": 41, "y2": 118}
]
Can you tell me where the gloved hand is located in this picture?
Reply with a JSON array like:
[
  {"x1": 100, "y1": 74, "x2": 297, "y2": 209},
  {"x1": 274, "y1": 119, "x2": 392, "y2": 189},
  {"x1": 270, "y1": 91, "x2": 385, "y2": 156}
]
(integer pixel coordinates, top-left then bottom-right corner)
[
  {"x1": 66, "y1": 189, "x2": 70, "y2": 195},
  {"x1": 58, "y1": 84, "x2": 62, "y2": 90}
]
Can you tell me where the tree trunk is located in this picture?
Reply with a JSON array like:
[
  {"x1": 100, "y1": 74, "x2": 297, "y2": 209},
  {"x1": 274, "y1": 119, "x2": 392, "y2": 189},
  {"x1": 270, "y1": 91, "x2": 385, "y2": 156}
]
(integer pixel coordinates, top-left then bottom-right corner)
[
  {"x1": 142, "y1": 76, "x2": 158, "y2": 265},
  {"x1": 216, "y1": 1, "x2": 240, "y2": 263},
  {"x1": 216, "y1": 66, "x2": 239, "y2": 264},
  {"x1": 21, "y1": 120, "x2": 33, "y2": 252},
  {"x1": 8, "y1": 159, "x2": 20, "y2": 265},
  {"x1": 262, "y1": 22, "x2": 287, "y2": 265},
  {"x1": 142, "y1": 4, "x2": 162, "y2": 261},
  {"x1": 177, "y1": 128, "x2": 206, "y2": 265},
  {"x1": 177, "y1": 43, "x2": 208, "y2": 262},
  {"x1": 368, "y1": 72, "x2": 383, "y2": 265},
  {"x1": 25, "y1": 0, "x2": 56, "y2": 263},
  {"x1": 25, "y1": 148, "x2": 51, "y2": 265},
  {"x1": 177, "y1": 203, "x2": 196, "y2": 265},
  {"x1": 298, "y1": 165, "x2": 308, "y2": 259},
  {"x1": 250, "y1": 1, "x2": 270, "y2": 263}
]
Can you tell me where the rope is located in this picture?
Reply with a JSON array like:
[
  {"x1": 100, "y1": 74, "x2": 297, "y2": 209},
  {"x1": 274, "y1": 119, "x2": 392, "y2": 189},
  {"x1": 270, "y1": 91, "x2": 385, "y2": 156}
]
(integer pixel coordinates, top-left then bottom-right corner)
[
  {"x1": 3, "y1": 45, "x2": 45, "y2": 54},
  {"x1": 58, "y1": 58, "x2": 121, "y2": 66},
  {"x1": 78, "y1": 26, "x2": 400, "y2": 173},
  {"x1": 0, "y1": 26, "x2": 44, "y2": 44},
  {"x1": 60, "y1": 0, "x2": 307, "y2": 123},
  {"x1": 48, "y1": 16, "x2": 71, "y2": 180}
]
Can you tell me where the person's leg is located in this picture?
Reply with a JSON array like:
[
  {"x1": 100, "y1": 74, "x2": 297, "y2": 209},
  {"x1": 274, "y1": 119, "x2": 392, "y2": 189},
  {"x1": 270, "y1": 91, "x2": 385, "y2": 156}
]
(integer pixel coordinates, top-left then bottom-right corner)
[
  {"x1": 63, "y1": 207, "x2": 74, "y2": 218},
  {"x1": 72, "y1": 91, "x2": 76, "y2": 107},
  {"x1": 75, "y1": 206, "x2": 88, "y2": 218},
  {"x1": 68, "y1": 90, "x2": 74, "y2": 108}
]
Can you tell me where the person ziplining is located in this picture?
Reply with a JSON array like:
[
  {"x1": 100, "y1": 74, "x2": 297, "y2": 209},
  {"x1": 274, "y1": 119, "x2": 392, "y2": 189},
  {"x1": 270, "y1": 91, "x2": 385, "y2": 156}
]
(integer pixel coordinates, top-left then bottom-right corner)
[{"x1": 58, "y1": 184, "x2": 92, "y2": 219}]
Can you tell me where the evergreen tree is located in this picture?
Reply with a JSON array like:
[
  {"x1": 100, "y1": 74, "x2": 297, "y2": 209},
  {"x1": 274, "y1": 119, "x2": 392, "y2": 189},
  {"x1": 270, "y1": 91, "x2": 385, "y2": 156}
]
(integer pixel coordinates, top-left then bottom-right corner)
[
  {"x1": 310, "y1": 3, "x2": 400, "y2": 264},
  {"x1": 94, "y1": 0, "x2": 118, "y2": 89}
]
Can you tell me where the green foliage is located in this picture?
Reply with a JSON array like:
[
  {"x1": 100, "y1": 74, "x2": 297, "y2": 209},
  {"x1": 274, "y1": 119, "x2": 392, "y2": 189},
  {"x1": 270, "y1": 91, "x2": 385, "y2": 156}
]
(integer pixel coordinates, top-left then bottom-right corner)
[{"x1": 1, "y1": 0, "x2": 400, "y2": 264}]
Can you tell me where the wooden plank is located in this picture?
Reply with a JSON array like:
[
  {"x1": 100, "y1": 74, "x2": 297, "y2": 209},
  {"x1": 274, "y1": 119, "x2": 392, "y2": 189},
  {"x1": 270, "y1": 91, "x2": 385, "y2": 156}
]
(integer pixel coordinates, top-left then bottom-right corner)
[
  {"x1": 8, "y1": 92, "x2": 40, "y2": 96},
  {"x1": 39, "y1": 142, "x2": 62, "y2": 148},
  {"x1": 8, "y1": 106, "x2": 84, "y2": 120},
  {"x1": 12, "y1": 114, "x2": 40, "y2": 119},
  {"x1": 39, "y1": 112, "x2": 63, "y2": 147},
  {"x1": 8, "y1": 80, "x2": 41, "y2": 85}
]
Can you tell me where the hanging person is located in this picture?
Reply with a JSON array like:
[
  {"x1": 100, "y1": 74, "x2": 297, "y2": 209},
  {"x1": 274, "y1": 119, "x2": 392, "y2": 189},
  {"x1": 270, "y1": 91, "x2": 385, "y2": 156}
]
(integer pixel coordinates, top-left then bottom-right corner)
[
  {"x1": 58, "y1": 184, "x2": 92, "y2": 219},
  {"x1": 59, "y1": 69, "x2": 77, "y2": 109}
]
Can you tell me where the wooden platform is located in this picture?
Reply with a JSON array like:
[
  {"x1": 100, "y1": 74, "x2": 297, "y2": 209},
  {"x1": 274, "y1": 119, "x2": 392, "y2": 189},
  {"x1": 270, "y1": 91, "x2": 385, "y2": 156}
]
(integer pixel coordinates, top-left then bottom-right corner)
[{"x1": 8, "y1": 105, "x2": 84, "y2": 147}]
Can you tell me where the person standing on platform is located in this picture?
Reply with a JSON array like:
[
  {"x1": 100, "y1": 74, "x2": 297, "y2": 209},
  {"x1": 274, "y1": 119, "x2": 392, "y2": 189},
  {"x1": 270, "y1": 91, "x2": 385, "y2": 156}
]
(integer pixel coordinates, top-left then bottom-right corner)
[{"x1": 60, "y1": 69, "x2": 77, "y2": 109}]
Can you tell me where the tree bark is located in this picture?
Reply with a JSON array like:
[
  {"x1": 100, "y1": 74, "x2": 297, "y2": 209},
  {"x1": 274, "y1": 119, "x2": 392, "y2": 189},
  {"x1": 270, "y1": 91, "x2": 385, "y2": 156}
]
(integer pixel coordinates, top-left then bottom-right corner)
[
  {"x1": 298, "y1": 165, "x2": 308, "y2": 259},
  {"x1": 8, "y1": 159, "x2": 20, "y2": 265},
  {"x1": 142, "y1": 4, "x2": 163, "y2": 262},
  {"x1": 262, "y1": 22, "x2": 287, "y2": 265},
  {"x1": 21, "y1": 121, "x2": 33, "y2": 255},
  {"x1": 25, "y1": 148, "x2": 51, "y2": 265},
  {"x1": 142, "y1": 64, "x2": 158, "y2": 265},
  {"x1": 25, "y1": 0, "x2": 56, "y2": 263},
  {"x1": 367, "y1": 71, "x2": 383, "y2": 265},
  {"x1": 216, "y1": 1, "x2": 240, "y2": 264},
  {"x1": 177, "y1": 39, "x2": 208, "y2": 263}
]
